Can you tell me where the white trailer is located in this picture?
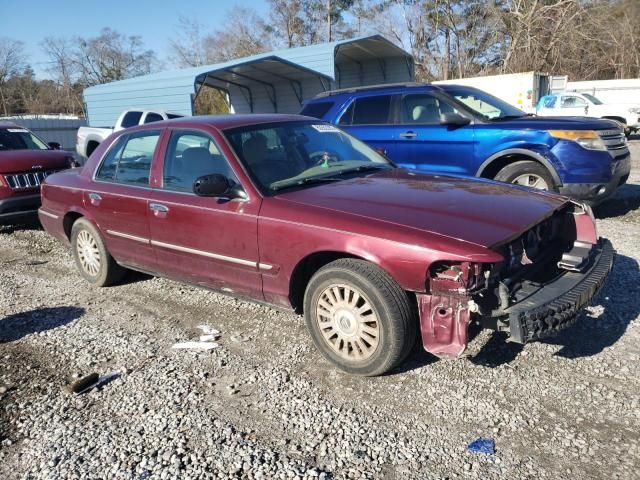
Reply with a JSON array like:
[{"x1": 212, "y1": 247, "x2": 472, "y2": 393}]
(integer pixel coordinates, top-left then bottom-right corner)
[{"x1": 434, "y1": 72, "x2": 569, "y2": 114}]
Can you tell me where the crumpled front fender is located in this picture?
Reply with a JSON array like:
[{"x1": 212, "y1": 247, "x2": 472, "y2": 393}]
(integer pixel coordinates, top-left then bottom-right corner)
[{"x1": 417, "y1": 293, "x2": 471, "y2": 358}]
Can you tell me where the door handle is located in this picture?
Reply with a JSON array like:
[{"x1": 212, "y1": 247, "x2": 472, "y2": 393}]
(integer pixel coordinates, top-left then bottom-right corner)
[
  {"x1": 88, "y1": 192, "x2": 102, "y2": 205},
  {"x1": 400, "y1": 131, "x2": 417, "y2": 138},
  {"x1": 149, "y1": 203, "x2": 169, "y2": 213}
]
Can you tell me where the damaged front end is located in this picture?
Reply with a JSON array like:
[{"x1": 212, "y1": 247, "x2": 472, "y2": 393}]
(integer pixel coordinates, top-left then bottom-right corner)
[{"x1": 417, "y1": 202, "x2": 614, "y2": 358}]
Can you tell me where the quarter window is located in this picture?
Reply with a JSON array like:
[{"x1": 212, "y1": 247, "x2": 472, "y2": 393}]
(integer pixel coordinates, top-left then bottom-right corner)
[
  {"x1": 163, "y1": 131, "x2": 235, "y2": 192},
  {"x1": 95, "y1": 131, "x2": 160, "y2": 186}
]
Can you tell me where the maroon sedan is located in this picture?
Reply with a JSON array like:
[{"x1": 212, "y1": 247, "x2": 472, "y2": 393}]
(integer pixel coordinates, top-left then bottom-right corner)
[
  {"x1": 38, "y1": 115, "x2": 613, "y2": 375},
  {"x1": 0, "y1": 123, "x2": 75, "y2": 224}
]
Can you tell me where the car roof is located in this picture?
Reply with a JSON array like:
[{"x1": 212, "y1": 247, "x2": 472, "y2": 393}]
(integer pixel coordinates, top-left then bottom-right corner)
[
  {"x1": 123, "y1": 114, "x2": 316, "y2": 132},
  {"x1": 306, "y1": 82, "x2": 489, "y2": 103},
  {"x1": 0, "y1": 122, "x2": 21, "y2": 129}
]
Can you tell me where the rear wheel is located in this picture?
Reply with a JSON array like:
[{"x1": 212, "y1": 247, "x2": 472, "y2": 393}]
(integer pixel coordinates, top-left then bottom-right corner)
[
  {"x1": 70, "y1": 218, "x2": 126, "y2": 286},
  {"x1": 303, "y1": 259, "x2": 416, "y2": 376},
  {"x1": 494, "y1": 160, "x2": 555, "y2": 191}
]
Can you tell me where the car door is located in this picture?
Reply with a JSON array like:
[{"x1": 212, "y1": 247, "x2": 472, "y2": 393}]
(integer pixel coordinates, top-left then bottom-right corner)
[
  {"x1": 147, "y1": 128, "x2": 262, "y2": 299},
  {"x1": 392, "y1": 93, "x2": 475, "y2": 174},
  {"x1": 338, "y1": 94, "x2": 399, "y2": 158},
  {"x1": 559, "y1": 95, "x2": 589, "y2": 117},
  {"x1": 84, "y1": 129, "x2": 161, "y2": 271}
]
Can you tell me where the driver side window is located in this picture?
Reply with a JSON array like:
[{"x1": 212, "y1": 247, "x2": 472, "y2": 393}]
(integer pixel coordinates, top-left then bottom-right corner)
[
  {"x1": 163, "y1": 131, "x2": 235, "y2": 193},
  {"x1": 401, "y1": 94, "x2": 461, "y2": 124},
  {"x1": 561, "y1": 96, "x2": 586, "y2": 108}
]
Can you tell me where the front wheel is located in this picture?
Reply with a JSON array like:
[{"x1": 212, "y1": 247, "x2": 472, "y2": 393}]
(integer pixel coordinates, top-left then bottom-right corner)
[
  {"x1": 303, "y1": 259, "x2": 416, "y2": 376},
  {"x1": 70, "y1": 218, "x2": 126, "y2": 287},
  {"x1": 494, "y1": 160, "x2": 556, "y2": 191}
]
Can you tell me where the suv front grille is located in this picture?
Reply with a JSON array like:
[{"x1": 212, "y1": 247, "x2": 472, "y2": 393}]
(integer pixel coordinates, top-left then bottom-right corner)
[
  {"x1": 3, "y1": 170, "x2": 59, "y2": 190},
  {"x1": 598, "y1": 129, "x2": 629, "y2": 159}
]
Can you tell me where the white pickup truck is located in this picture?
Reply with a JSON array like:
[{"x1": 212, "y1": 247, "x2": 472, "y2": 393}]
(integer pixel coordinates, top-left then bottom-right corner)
[
  {"x1": 76, "y1": 109, "x2": 184, "y2": 158},
  {"x1": 536, "y1": 92, "x2": 640, "y2": 137}
]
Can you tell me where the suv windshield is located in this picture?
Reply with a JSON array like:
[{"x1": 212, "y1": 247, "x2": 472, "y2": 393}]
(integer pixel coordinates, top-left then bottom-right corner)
[
  {"x1": 582, "y1": 93, "x2": 604, "y2": 105},
  {"x1": 443, "y1": 86, "x2": 527, "y2": 120},
  {"x1": 0, "y1": 127, "x2": 48, "y2": 151},
  {"x1": 224, "y1": 121, "x2": 392, "y2": 194}
]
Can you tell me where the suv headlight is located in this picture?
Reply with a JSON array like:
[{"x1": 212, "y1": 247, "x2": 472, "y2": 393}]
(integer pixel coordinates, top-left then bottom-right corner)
[{"x1": 548, "y1": 130, "x2": 607, "y2": 151}]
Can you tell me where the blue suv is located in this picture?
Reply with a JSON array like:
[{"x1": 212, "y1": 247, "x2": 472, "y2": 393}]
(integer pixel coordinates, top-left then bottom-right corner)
[{"x1": 300, "y1": 83, "x2": 631, "y2": 204}]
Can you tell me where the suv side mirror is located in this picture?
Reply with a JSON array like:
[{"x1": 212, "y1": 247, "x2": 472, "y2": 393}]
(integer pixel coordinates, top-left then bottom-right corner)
[
  {"x1": 193, "y1": 174, "x2": 246, "y2": 199},
  {"x1": 440, "y1": 113, "x2": 470, "y2": 127},
  {"x1": 48, "y1": 141, "x2": 61, "y2": 150}
]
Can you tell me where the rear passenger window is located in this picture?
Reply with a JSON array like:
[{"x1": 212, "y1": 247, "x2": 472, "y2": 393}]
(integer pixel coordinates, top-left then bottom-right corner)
[
  {"x1": 343, "y1": 96, "x2": 392, "y2": 125},
  {"x1": 95, "y1": 131, "x2": 160, "y2": 186},
  {"x1": 163, "y1": 131, "x2": 234, "y2": 193},
  {"x1": 121, "y1": 111, "x2": 143, "y2": 128},
  {"x1": 144, "y1": 113, "x2": 164, "y2": 124}
]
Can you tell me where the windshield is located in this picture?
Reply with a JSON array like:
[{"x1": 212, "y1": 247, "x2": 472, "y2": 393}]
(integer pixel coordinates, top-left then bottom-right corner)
[
  {"x1": 582, "y1": 93, "x2": 604, "y2": 105},
  {"x1": 0, "y1": 127, "x2": 49, "y2": 151},
  {"x1": 443, "y1": 86, "x2": 527, "y2": 120},
  {"x1": 224, "y1": 121, "x2": 392, "y2": 194}
]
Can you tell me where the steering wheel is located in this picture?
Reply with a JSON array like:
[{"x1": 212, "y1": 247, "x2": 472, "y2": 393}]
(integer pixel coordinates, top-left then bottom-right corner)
[{"x1": 309, "y1": 150, "x2": 341, "y2": 166}]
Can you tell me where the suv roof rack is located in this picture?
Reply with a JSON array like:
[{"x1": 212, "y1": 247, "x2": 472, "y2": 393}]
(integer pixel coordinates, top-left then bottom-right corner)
[{"x1": 314, "y1": 82, "x2": 430, "y2": 98}]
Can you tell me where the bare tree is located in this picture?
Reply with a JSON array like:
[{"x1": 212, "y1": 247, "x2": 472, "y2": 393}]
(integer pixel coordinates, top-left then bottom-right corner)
[
  {"x1": 0, "y1": 37, "x2": 27, "y2": 115},
  {"x1": 71, "y1": 28, "x2": 158, "y2": 87}
]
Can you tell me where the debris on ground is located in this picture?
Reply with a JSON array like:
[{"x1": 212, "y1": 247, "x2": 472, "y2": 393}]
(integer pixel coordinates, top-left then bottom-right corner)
[
  {"x1": 467, "y1": 438, "x2": 496, "y2": 455},
  {"x1": 64, "y1": 373, "x2": 99, "y2": 394}
]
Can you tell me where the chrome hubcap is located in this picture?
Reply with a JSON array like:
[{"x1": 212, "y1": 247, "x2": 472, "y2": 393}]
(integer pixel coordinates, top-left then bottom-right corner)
[
  {"x1": 76, "y1": 230, "x2": 101, "y2": 276},
  {"x1": 315, "y1": 284, "x2": 380, "y2": 361},
  {"x1": 512, "y1": 174, "x2": 549, "y2": 190}
]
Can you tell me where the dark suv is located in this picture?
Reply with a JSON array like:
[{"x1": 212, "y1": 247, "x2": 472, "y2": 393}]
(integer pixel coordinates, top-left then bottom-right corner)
[{"x1": 300, "y1": 83, "x2": 631, "y2": 204}]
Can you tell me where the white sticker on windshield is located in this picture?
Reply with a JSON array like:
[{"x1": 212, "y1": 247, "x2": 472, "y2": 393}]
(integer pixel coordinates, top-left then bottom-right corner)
[
  {"x1": 311, "y1": 124, "x2": 340, "y2": 133},
  {"x1": 7, "y1": 129, "x2": 28, "y2": 133}
]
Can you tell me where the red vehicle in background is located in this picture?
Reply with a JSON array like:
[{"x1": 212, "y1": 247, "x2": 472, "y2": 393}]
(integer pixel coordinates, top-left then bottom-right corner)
[
  {"x1": 0, "y1": 123, "x2": 75, "y2": 224},
  {"x1": 38, "y1": 115, "x2": 613, "y2": 376}
]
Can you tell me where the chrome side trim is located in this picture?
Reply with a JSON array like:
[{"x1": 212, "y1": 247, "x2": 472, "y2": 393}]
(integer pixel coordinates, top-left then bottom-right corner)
[
  {"x1": 150, "y1": 239, "x2": 257, "y2": 267},
  {"x1": 38, "y1": 209, "x2": 59, "y2": 220},
  {"x1": 106, "y1": 230, "x2": 150, "y2": 244},
  {"x1": 258, "y1": 263, "x2": 274, "y2": 271}
]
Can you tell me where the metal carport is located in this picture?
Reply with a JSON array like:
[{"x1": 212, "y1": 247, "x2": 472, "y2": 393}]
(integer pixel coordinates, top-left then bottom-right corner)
[{"x1": 83, "y1": 35, "x2": 414, "y2": 126}]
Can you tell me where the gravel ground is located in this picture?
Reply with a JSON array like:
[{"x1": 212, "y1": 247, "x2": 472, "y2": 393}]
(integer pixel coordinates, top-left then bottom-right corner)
[{"x1": 1, "y1": 141, "x2": 639, "y2": 480}]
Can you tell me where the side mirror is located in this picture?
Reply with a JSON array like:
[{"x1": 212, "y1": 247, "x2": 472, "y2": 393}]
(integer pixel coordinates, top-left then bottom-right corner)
[
  {"x1": 584, "y1": 105, "x2": 589, "y2": 115},
  {"x1": 48, "y1": 142, "x2": 61, "y2": 150},
  {"x1": 440, "y1": 113, "x2": 471, "y2": 127},
  {"x1": 193, "y1": 174, "x2": 246, "y2": 199}
]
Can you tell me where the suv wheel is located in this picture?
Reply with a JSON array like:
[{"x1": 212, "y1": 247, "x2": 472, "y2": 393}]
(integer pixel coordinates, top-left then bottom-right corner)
[
  {"x1": 70, "y1": 218, "x2": 126, "y2": 286},
  {"x1": 303, "y1": 259, "x2": 416, "y2": 376},
  {"x1": 494, "y1": 160, "x2": 555, "y2": 191}
]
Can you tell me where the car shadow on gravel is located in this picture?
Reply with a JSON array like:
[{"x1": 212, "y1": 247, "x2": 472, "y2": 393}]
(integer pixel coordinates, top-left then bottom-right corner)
[
  {"x1": 0, "y1": 219, "x2": 43, "y2": 235},
  {"x1": 0, "y1": 306, "x2": 85, "y2": 343},
  {"x1": 594, "y1": 184, "x2": 640, "y2": 220},
  {"x1": 470, "y1": 253, "x2": 639, "y2": 366}
]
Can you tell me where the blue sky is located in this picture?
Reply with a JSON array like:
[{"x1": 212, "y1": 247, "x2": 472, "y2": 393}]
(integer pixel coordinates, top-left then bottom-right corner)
[{"x1": 0, "y1": 0, "x2": 269, "y2": 78}]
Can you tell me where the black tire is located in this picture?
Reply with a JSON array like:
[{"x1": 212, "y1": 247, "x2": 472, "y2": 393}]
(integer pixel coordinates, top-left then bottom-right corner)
[
  {"x1": 70, "y1": 218, "x2": 126, "y2": 287},
  {"x1": 494, "y1": 160, "x2": 556, "y2": 191},
  {"x1": 303, "y1": 259, "x2": 417, "y2": 376}
]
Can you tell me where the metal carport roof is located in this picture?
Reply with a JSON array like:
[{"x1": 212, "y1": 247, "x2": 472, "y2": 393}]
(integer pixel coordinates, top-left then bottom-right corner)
[{"x1": 83, "y1": 35, "x2": 414, "y2": 126}]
